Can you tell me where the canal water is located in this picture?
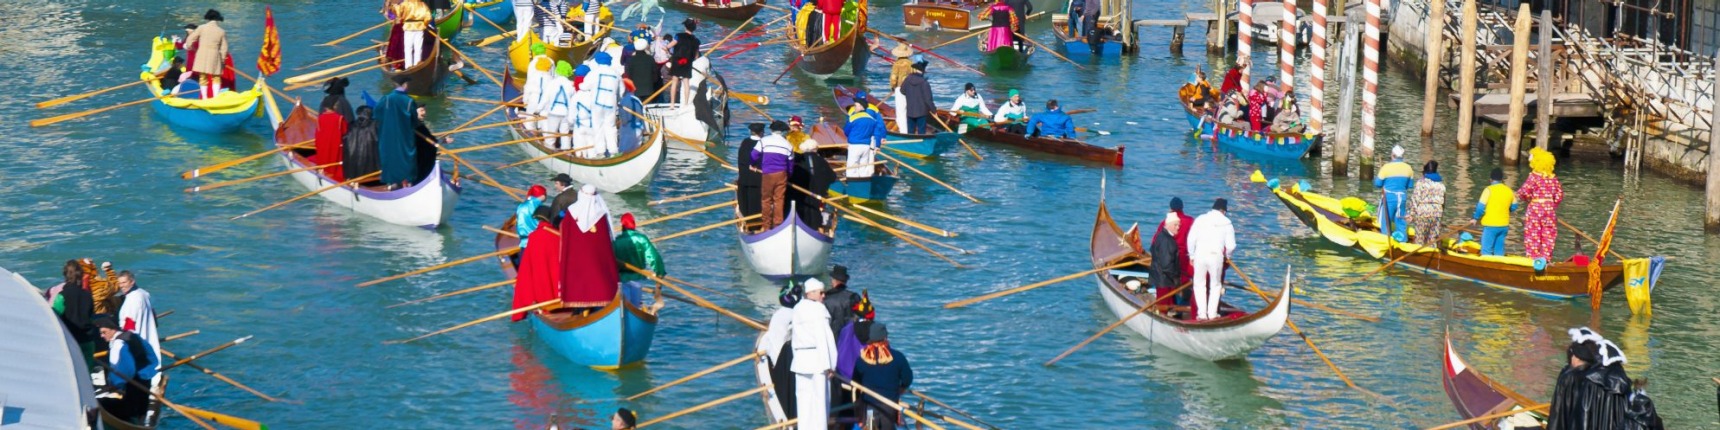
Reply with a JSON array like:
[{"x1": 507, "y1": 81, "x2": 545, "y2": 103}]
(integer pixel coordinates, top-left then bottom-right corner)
[{"x1": 4, "y1": 0, "x2": 1717, "y2": 427}]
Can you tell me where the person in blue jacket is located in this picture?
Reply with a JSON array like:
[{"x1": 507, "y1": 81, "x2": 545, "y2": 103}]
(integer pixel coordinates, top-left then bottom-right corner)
[
  {"x1": 851, "y1": 323, "x2": 912, "y2": 430},
  {"x1": 1026, "y1": 99, "x2": 1075, "y2": 139},
  {"x1": 96, "y1": 317, "x2": 160, "y2": 422},
  {"x1": 1373, "y1": 145, "x2": 1414, "y2": 241},
  {"x1": 843, "y1": 92, "x2": 886, "y2": 178}
]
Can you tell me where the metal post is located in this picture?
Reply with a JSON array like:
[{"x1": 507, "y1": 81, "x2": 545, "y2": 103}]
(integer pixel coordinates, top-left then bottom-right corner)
[
  {"x1": 1421, "y1": 0, "x2": 1446, "y2": 135},
  {"x1": 1360, "y1": 0, "x2": 1381, "y2": 175},
  {"x1": 1535, "y1": 9, "x2": 1553, "y2": 150},
  {"x1": 1310, "y1": 0, "x2": 1328, "y2": 133},
  {"x1": 1456, "y1": 0, "x2": 1478, "y2": 149},
  {"x1": 1503, "y1": 3, "x2": 1531, "y2": 166}
]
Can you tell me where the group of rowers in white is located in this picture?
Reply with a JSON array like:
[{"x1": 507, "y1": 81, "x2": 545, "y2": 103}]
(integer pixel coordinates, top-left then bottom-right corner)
[{"x1": 521, "y1": 39, "x2": 644, "y2": 158}]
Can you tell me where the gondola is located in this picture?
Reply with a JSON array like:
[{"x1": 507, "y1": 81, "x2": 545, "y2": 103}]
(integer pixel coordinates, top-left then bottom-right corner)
[
  {"x1": 644, "y1": 57, "x2": 730, "y2": 148},
  {"x1": 1050, "y1": 0, "x2": 1134, "y2": 58},
  {"x1": 1181, "y1": 95, "x2": 1318, "y2": 159},
  {"x1": 792, "y1": 9, "x2": 868, "y2": 75},
  {"x1": 267, "y1": 101, "x2": 461, "y2": 228},
  {"x1": 668, "y1": 0, "x2": 767, "y2": 21},
  {"x1": 494, "y1": 216, "x2": 660, "y2": 369},
  {"x1": 1090, "y1": 200, "x2": 1291, "y2": 361},
  {"x1": 1266, "y1": 178, "x2": 1660, "y2": 298},
  {"x1": 935, "y1": 110, "x2": 1124, "y2": 166},
  {"x1": 502, "y1": 77, "x2": 667, "y2": 194},
  {"x1": 465, "y1": 0, "x2": 514, "y2": 28},
  {"x1": 809, "y1": 121, "x2": 899, "y2": 204},
  {"x1": 383, "y1": 0, "x2": 469, "y2": 40},
  {"x1": 98, "y1": 375, "x2": 168, "y2": 430},
  {"x1": 1442, "y1": 331, "x2": 1548, "y2": 429},
  {"x1": 140, "y1": 37, "x2": 262, "y2": 134},
  {"x1": 832, "y1": 86, "x2": 952, "y2": 159},
  {"x1": 979, "y1": 38, "x2": 1035, "y2": 70},
  {"x1": 506, "y1": 27, "x2": 609, "y2": 80},
  {"x1": 379, "y1": 32, "x2": 452, "y2": 97},
  {"x1": 735, "y1": 187, "x2": 838, "y2": 279}
]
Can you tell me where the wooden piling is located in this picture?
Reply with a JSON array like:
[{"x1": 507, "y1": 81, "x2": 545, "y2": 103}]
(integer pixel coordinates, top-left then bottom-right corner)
[
  {"x1": 1240, "y1": 0, "x2": 1255, "y2": 82},
  {"x1": 1310, "y1": 0, "x2": 1328, "y2": 132},
  {"x1": 1334, "y1": 25, "x2": 1360, "y2": 176},
  {"x1": 1456, "y1": 0, "x2": 1478, "y2": 149},
  {"x1": 1280, "y1": 0, "x2": 1297, "y2": 93},
  {"x1": 1502, "y1": 3, "x2": 1531, "y2": 165},
  {"x1": 1535, "y1": 9, "x2": 1553, "y2": 150},
  {"x1": 1360, "y1": 0, "x2": 1382, "y2": 174},
  {"x1": 1215, "y1": 0, "x2": 1230, "y2": 54},
  {"x1": 1172, "y1": 25, "x2": 1185, "y2": 55},
  {"x1": 1421, "y1": 0, "x2": 1445, "y2": 136},
  {"x1": 1706, "y1": 50, "x2": 1720, "y2": 232}
]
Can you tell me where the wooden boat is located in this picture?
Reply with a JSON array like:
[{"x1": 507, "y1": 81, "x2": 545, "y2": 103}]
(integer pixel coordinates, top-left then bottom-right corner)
[
  {"x1": 494, "y1": 216, "x2": 659, "y2": 369},
  {"x1": 793, "y1": 9, "x2": 868, "y2": 75},
  {"x1": 1442, "y1": 331, "x2": 1548, "y2": 429},
  {"x1": 267, "y1": 102, "x2": 461, "y2": 228},
  {"x1": 755, "y1": 331, "x2": 792, "y2": 426},
  {"x1": 1050, "y1": 0, "x2": 1134, "y2": 58},
  {"x1": 379, "y1": 32, "x2": 452, "y2": 97},
  {"x1": 808, "y1": 121, "x2": 899, "y2": 204},
  {"x1": 935, "y1": 110, "x2": 1124, "y2": 166},
  {"x1": 466, "y1": 0, "x2": 513, "y2": 27},
  {"x1": 506, "y1": 27, "x2": 608, "y2": 79},
  {"x1": 735, "y1": 187, "x2": 838, "y2": 279},
  {"x1": 980, "y1": 39, "x2": 1035, "y2": 70},
  {"x1": 903, "y1": 0, "x2": 984, "y2": 30},
  {"x1": 140, "y1": 38, "x2": 260, "y2": 133},
  {"x1": 668, "y1": 0, "x2": 767, "y2": 21},
  {"x1": 1090, "y1": 200, "x2": 1291, "y2": 360},
  {"x1": 384, "y1": 0, "x2": 468, "y2": 40},
  {"x1": 831, "y1": 86, "x2": 952, "y2": 159},
  {"x1": 1181, "y1": 97, "x2": 1319, "y2": 159},
  {"x1": 1267, "y1": 180, "x2": 1650, "y2": 298},
  {"x1": 502, "y1": 77, "x2": 667, "y2": 194},
  {"x1": 98, "y1": 375, "x2": 168, "y2": 430},
  {"x1": 645, "y1": 59, "x2": 730, "y2": 148}
]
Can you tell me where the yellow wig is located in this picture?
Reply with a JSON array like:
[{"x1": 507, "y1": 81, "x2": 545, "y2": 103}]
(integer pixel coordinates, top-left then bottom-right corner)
[{"x1": 1529, "y1": 147, "x2": 1555, "y2": 176}]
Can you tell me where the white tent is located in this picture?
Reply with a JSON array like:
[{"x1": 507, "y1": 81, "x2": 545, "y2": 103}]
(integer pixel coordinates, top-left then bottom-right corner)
[{"x1": 0, "y1": 266, "x2": 99, "y2": 429}]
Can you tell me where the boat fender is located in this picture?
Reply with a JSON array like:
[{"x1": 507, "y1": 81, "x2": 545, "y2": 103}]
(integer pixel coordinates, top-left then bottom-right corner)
[
  {"x1": 1298, "y1": 180, "x2": 1311, "y2": 192},
  {"x1": 1265, "y1": 178, "x2": 1280, "y2": 189},
  {"x1": 1533, "y1": 258, "x2": 1547, "y2": 271}
]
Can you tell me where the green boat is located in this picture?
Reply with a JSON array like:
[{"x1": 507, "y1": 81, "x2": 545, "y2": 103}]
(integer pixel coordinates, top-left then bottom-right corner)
[
  {"x1": 980, "y1": 39, "x2": 1033, "y2": 70},
  {"x1": 434, "y1": 0, "x2": 467, "y2": 40}
]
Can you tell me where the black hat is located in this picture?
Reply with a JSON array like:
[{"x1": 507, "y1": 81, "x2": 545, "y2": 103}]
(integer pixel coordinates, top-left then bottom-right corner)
[
  {"x1": 391, "y1": 75, "x2": 412, "y2": 85},
  {"x1": 769, "y1": 120, "x2": 790, "y2": 132},
  {"x1": 1212, "y1": 198, "x2": 1228, "y2": 211},
  {"x1": 911, "y1": 61, "x2": 928, "y2": 72},
  {"x1": 184, "y1": 23, "x2": 198, "y2": 31},
  {"x1": 682, "y1": 18, "x2": 699, "y2": 30},
  {"x1": 1169, "y1": 197, "x2": 1183, "y2": 212},
  {"x1": 323, "y1": 77, "x2": 350, "y2": 95},
  {"x1": 747, "y1": 123, "x2": 765, "y2": 134},
  {"x1": 551, "y1": 173, "x2": 574, "y2": 186},
  {"x1": 204, "y1": 9, "x2": 223, "y2": 21},
  {"x1": 830, "y1": 265, "x2": 849, "y2": 282},
  {"x1": 616, "y1": 408, "x2": 638, "y2": 428},
  {"x1": 851, "y1": 96, "x2": 867, "y2": 107},
  {"x1": 533, "y1": 206, "x2": 554, "y2": 222},
  {"x1": 1490, "y1": 167, "x2": 1504, "y2": 181},
  {"x1": 1423, "y1": 160, "x2": 1439, "y2": 175},
  {"x1": 869, "y1": 323, "x2": 888, "y2": 342},
  {"x1": 94, "y1": 316, "x2": 119, "y2": 331},
  {"x1": 963, "y1": 82, "x2": 975, "y2": 91}
]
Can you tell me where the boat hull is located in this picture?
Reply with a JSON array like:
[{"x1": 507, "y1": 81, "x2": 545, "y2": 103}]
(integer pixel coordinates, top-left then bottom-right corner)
[
  {"x1": 796, "y1": 11, "x2": 867, "y2": 75},
  {"x1": 668, "y1": 0, "x2": 767, "y2": 20},
  {"x1": 503, "y1": 78, "x2": 667, "y2": 193},
  {"x1": 508, "y1": 29, "x2": 605, "y2": 78},
  {"x1": 467, "y1": 0, "x2": 513, "y2": 26},
  {"x1": 939, "y1": 112, "x2": 1123, "y2": 165},
  {"x1": 831, "y1": 86, "x2": 951, "y2": 158},
  {"x1": 436, "y1": 2, "x2": 468, "y2": 40},
  {"x1": 272, "y1": 106, "x2": 460, "y2": 228},
  {"x1": 738, "y1": 210, "x2": 835, "y2": 279},
  {"x1": 379, "y1": 34, "x2": 452, "y2": 97},
  {"x1": 1185, "y1": 110, "x2": 1318, "y2": 159},
  {"x1": 828, "y1": 175, "x2": 897, "y2": 204},
  {"x1": 980, "y1": 43, "x2": 1033, "y2": 70},
  {"x1": 881, "y1": 137, "x2": 953, "y2": 159},
  {"x1": 903, "y1": 2, "x2": 978, "y2": 30},
  {"x1": 528, "y1": 299, "x2": 658, "y2": 369},
  {"x1": 1442, "y1": 333, "x2": 1547, "y2": 429}
]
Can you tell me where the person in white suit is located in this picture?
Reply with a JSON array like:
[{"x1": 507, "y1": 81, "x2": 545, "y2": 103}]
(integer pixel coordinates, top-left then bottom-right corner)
[
  {"x1": 537, "y1": 61, "x2": 577, "y2": 150},
  {"x1": 790, "y1": 279, "x2": 838, "y2": 430},
  {"x1": 1187, "y1": 198, "x2": 1236, "y2": 321}
]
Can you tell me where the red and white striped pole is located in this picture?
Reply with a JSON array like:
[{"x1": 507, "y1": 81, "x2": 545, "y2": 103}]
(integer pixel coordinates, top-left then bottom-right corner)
[
  {"x1": 1309, "y1": 0, "x2": 1327, "y2": 132},
  {"x1": 1361, "y1": 0, "x2": 1382, "y2": 162},
  {"x1": 1279, "y1": 0, "x2": 1297, "y2": 94},
  {"x1": 1239, "y1": 0, "x2": 1254, "y2": 84}
]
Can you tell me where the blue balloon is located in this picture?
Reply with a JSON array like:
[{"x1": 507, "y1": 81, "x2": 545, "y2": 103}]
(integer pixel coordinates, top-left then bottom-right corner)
[{"x1": 1266, "y1": 178, "x2": 1281, "y2": 189}]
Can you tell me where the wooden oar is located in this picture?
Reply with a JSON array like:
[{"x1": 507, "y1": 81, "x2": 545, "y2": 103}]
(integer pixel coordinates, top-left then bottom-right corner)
[
  {"x1": 449, "y1": 97, "x2": 519, "y2": 132},
  {"x1": 1015, "y1": 32, "x2": 1083, "y2": 69},
  {"x1": 635, "y1": 385, "x2": 772, "y2": 428},
  {"x1": 443, "y1": 134, "x2": 565, "y2": 155},
  {"x1": 1345, "y1": 222, "x2": 1474, "y2": 285},
  {"x1": 358, "y1": 247, "x2": 519, "y2": 287},
  {"x1": 908, "y1": 389, "x2": 1003, "y2": 430},
  {"x1": 160, "y1": 349, "x2": 278, "y2": 402},
  {"x1": 30, "y1": 89, "x2": 194, "y2": 127},
  {"x1": 656, "y1": 214, "x2": 760, "y2": 242},
  {"x1": 295, "y1": 43, "x2": 385, "y2": 70},
  {"x1": 282, "y1": 60, "x2": 404, "y2": 91},
  {"x1": 771, "y1": 53, "x2": 804, "y2": 84},
  {"x1": 707, "y1": 16, "x2": 759, "y2": 55},
  {"x1": 626, "y1": 352, "x2": 761, "y2": 400},
  {"x1": 284, "y1": 56, "x2": 383, "y2": 84},
  {"x1": 186, "y1": 161, "x2": 339, "y2": 193},
  {"x1": 161, "y1": 336, "x2": 252, "y2": 372},
  {"x1": 878, "y1": 152, "x2": 980, "y2": 203},
  {"x1": 930, "y1": 113, "x2": 984, "y2": 160},
  {"x1": 734, "y1": 95, "x2": 777, "y2": 122},
  {"x1": 649, "y1": 186, "x2": 735, "y2": 206},
  {"x1": 231, "y1": 171, "x2": 380, "y2": 220},
  {"x1": 175, "y1": 405, "x2": 268, "y2": 430},
  {"x1": 831, "y1": 373, "x2": 957, "y2": 430},
  {"x1": 444, "y1": 151, "x2": 525, "y2": 201},
  {"x1": 848, "y1": 213, "x2": 968, "y2": 254},
  {"x1": 436, "y1": 36, "x2": 505, "y2": 87},
  {"x1": 637, "y1": 201, "x2": 732, "y2": 227},
  {"x1": 319, "y1": 21, "x2": 391, "y2": 47},
  {"x1": 839, "y1": 213, "x2": 965, "y2": 267},
  {"x1": 472, "y1": 30, "x2": 518, "y2": 47},
  {"x1": 95, "y1": 362, "x2": 219, "y2": 430},
  {"x1": 624, "y1": 264, "x2": 767, "y2": 330},
  {"x1": 483, "y1": 225, "x2": 518, "y2": 238},
  {"x1": 443, "y1": 115, "x2": 541, "y2": 136},
  {"x1": 388, "y1": 299, "x2": 561, "y2": 344},
  {"x1": 621, "y1": 108, "x2": 736, "y2": 170},
  {"x1": 1044, "y1": 281, "x2": 1193, "y2": 366},
  {"x1": 927, "y1": 27, "x2": 990, "y2": 51},
  {"x1": 791, "y1": 181, "x2": 953, "y2": 237},
  {"x1": 446, "y1": 95, "x2": 524, "y2": 106},
  {"x1": 1228, "y1": 261, "x2": 1376, "y2": 397},
  {"x1": 728, "y1": 91, "x2": 770, "y2": 105},
  {"x1": 945, "y1": 260, "x2": 1138, "y2": 308},
  {"x1": 490, "y1": 144, "x2": 594, "y2": 171},
  {"x1": 36, "y1": 80, "x2": 146, "y2": 109},
  {"x1": 1424, "y1": 403, "x2": 1549, "y2": 430},
  {"x1": 1558, "y1": 219, "x2": 1626, "y2": 261},
  {"x1": 181, "y1": 140, "x2": 314, "y2": 179},
  {"x1": 1227, "y1": 281, "x2": 1381, "y2": 323},
  {"x1": 163, "y1": 330, "x2": 201, "y2": 343},
  {"x1": 475, "y1": 177, "x2": 529, "y2": 197},
  {"x1": 867, "y1": 29, "x2": 986, "y2": 76},
  {"x1": 663, "y1": 274, "x2": 747, "y2": 301},
  {"x1": 388, "y1": 279, "x2": 515, "y2": 308}
]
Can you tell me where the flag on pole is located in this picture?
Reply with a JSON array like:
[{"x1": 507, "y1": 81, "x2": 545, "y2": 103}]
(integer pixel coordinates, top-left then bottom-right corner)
[
  {"x1": 258, "y1": 6, "x2": 281, "y2": 76},
  {"x1": 1586, "y1": 198, "x2": 1622, "y2": 310}
]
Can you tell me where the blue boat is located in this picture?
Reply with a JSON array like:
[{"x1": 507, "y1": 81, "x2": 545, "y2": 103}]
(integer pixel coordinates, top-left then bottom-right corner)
[
  {"x1": 829, "y1": 175, "x2": 899, "y2": 204},
  {"x1": 831, "y1": 86, "x2": 955, "y2": 159},
  {"x1": 1050, "y1": 0, "x2": 1134, "y2": 59},
  {"x1": 495, "y1": 216, "x2": 660, "y2": 370},
  {"x1": 1183, "y1": 108, "x2": 1318, "y2": 159},
  {"x1": 142, "y1": 36, "x2": 261, "y2": 133},
  {"x1": 465, "y1": 0, "x2": 514, "y2": 29}
]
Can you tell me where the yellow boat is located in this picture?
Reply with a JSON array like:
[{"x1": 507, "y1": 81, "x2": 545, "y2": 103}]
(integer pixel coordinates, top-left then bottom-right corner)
[{"x1": 507, "y1": 26, "x2": 611, "y2": 80}]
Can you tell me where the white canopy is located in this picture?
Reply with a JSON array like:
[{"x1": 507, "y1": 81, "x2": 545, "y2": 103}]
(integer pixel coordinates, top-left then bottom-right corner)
[{"x1": 0, "y1": 266, "x2": 98, "y2": 429}]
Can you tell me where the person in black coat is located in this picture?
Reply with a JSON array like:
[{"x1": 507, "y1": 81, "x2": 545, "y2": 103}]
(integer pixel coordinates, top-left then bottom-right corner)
[
  {"x1": 320, "y1": 77, "x2": 355, "y2": 124},
  {"x1": 343, "y1": 105, "x2": 381, "y2": 183},
  {"x1": 898, "y1": 61, "x2": 937, "y2": 134},
  {"x1": 625, "y1": 38, "x2": 662, "y2": 103},
  {"x1": 1549, "y1": 328, "x2": 1633, "y2": 430},
  {"x1": 410, "y1": 106, "x2": 443, "y2": 185},
  {"x1": 1147, "y1": 213, "x2": 1184, "y2": 307},
  {"x1": 851, "y1": 323, "x2": 912, "y2": 430},
  {"x1": 54, "y1": 260, "x2": 97, "y2": 367},
  {"x1": 790, "y1": 138, "x2": 835, "y2": 229},
  {"x1": 736, "y1": 123, "x2": 765, "y2": 220}
]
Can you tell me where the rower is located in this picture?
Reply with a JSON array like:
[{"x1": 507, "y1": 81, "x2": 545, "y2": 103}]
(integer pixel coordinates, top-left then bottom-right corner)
[
  {"x1": 790, "y1": 138, "x2": 836, "y2": 228},
  {"x1": 1374, "y1": 145, "x2": 1413, "y2": 242},
  {"x1": 394, "y1": 0, "x2": 431, "y2": 70},
  {"x1": 851, "y1": 322, "x2": 912, "y2": 430},
  {"x1": 96, "y1": 317, "x2": 159, "y2": 424},
  {"x1": 1516, "y1": 147, "x2": 1565, "y2": 266},
  {"x1": 540, "y1": 0, "x2": 572, "y2": 45},
  {"x1": 992, "y1": 89, "x2": 1027, "y2": 133},
  {"x1": 737, "y1": 123, "x2": 766, "y2": 220},
  {"x1": 1025, "y1": 99, "x2": 1074, "y2": 139},
  {"x1": 536, "y1": 61, "x2": 576, "y2": 151},
  {"x1": 824, "y1": 265, "x2": 861, "y2": 334},
  {"x1": 786, "y1": 116, "x2": 812, "y2": 153},
  {"x1": 1548, "y1": 328, "x2": 1647, "y2": 428},
  {"x1": 525, "y1": 43, "x2": 556, "y2": 133},
  {"x1": 760, "y1": 284, "x2": 800, "y2": 420},
  {"x1": 1148, "y1": 212, "x2": 1185, "y2": 307},
  {"x1": 513, "y1": 0, "x2": 537, "y2": 41},
  {"x1": 1408, "y1": 161, "x2": 1447, "y2": 245},
  {"x1": 949, "y1": 83, "x2": 993, "y2": 130},
  {"x1": 558, "y1": 185, "x2": 619, "y2": 314},
  {"x1": 612, "y1": 408, "x2": 639, "y2": 430},
  {"x1": 572, "y1": 64, "x2": 601, "y2": 156},
  {"x1": 1187, "y1": 198, "x2": 1235, "y2": 321},
  {"x1": 1471, "y1": 168, "x2": 1518, "y2": 256},
  {"x1": 844, "y1": 93, "x2": 886, "y2": 178},
  {"x1": 589, "y1": 50, "x2": 624, "y2": 157},
  {"x1": 548, "y1": 174, "x2": 578, "y2": 224},
  {"x1": 512, "y1": 206, "x2": 562, "y2": 321},
  {"x1": 888, "y1": 44, "x2": 914, "y2": 132},
  {"x1": 314, "y1": 78, "x2": 352, "y2": 182},
  {"x1": 754, "y1": 121, "x2": 795, "y2": 230},
  {"x1": 183, "y1": 9, "x2": 228, "y2": 99},
  {"x1": 376, "y1": 76, "x2": 423, "y2": 189},
  {"x1": 625, "y1": 39, "x2": 661, "y2": 103},
  {"x1": 980, "y1": 0, "x2": 1021, "y2": 51},
  {"x1": 113, "y1": 272, "x2": 160, "y2": 368},
  {"x1": 613, "y1": 212, "x2": 666, "y2": 284},
  {"x1": 790, "y1": 279, "x2": 838, "y2": 430},
  {"x1": 515, "y1": 185, "x2": 549, "y2": 262},
  {"x1": 899, "y1": 60, "x2": 936, "y2": 135},
  {"x1": 668, "y1": 19, "x2": 702, "y2": 104}
]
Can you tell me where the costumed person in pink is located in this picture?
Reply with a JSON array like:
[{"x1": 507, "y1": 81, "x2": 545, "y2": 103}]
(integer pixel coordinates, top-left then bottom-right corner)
[
  {"x1": 1516, "y1": 147, "x2": 1565, "y2": 266},
  {"x1": 978, "y1": 0, "x2": 1018, "y2": 51},
  {"x1": 512, "y1": 206, "x2": 563, "y2": 321},
  {"x1": 1246, "y1": 81, "x2": 1268, "y2": 133},
  {"x1": 559, "y1": 185, "x2": 620, "y2": 311}
]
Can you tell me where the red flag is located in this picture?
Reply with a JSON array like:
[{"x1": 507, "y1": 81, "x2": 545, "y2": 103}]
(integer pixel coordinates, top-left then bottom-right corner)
[
  {"x1": 258, "y1": 6, "x2": 281, "y2": 76},
  {"x1": 1586, "y1": 198, "x2": 1622, "y2": 310}
]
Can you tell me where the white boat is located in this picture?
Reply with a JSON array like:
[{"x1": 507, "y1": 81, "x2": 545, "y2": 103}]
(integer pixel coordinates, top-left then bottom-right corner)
[
  {"x1": 1089, "y1": 200, "x2": 1290, "y2": 361},
  {"x1": 269, "y1": 104, "x2": 460, "y2": 229},
  {"x1": 646, "y1": 59, "x2": 730, "y2": 151},
  {"x1": 754, "y1": 330, "x2": 792, "y2": 425},
  {"x1": 736, "y1": 194, "x2": 836, "y2": 280},
  {"x1": 503, "y1": 80, "x2": 667, "y2": 194}
]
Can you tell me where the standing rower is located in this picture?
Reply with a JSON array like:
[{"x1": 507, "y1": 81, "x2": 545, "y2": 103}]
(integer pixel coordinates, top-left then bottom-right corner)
[
  {"x1": 113, "y1": 272, "x2": 160, "y2": 367},
  {"x1": 394, "y1": 0, "x2": 431, "y2": 69},
  {"x1": 899, "y1": 60, "x2": 936, "y2": 135},
  {"x1": 513, "y1": 207, "x2": 563, "y2": 321},
  {"x1": 755, "y1": 121, "x2": 795, "y2": 230},
  {"x1": 844, "y1": 93, "x2": 886, "y2": 178},
  {"x1": 790, "y1": 279, "x2": 838, "y2": 430},
  {"x1": 1471, "y1": 168, "x2": 1517, "y2": 257},
  {"x1": 559, "y1": 185, "x2": 619, "y2": 312},
  {"x1": 1516, "y1": 147, "x2": 1565, "y2": 266},
  {"x1": 1374, "y1": 145, "x2": 1413, "y2": 241},
  {"x1": 1187, "y1": 198, "x2": 1235, "y2": 321},
  {"x1": 1407, "y1": 161, "x2": 1446, "y2": 244},
  {"x1": 184, "y1": 9, "x2": 228, "y2": 99},
  {"x1": 613, "y1": 212, "x2": 666, "y2": 282},
  {"x1": 376, "y1": 76, "x2": 422, "y2": 188},
  {"x1": 96, "y1": 317, "x2": 159, "y2": 423}
]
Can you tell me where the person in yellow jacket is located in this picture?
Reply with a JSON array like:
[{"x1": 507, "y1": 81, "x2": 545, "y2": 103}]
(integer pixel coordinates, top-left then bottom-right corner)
[
  {"x1": 1470, "y1": 168, "x2": 1518, "y2": 256},
  {"x1": 395, "y1": 0, "x2": 432, "y2": 69}
]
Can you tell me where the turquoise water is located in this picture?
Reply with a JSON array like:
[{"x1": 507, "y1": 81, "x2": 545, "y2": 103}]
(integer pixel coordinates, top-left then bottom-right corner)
[{"x1": 5, "y1": 0, "x2": 1718, "y2": 428}]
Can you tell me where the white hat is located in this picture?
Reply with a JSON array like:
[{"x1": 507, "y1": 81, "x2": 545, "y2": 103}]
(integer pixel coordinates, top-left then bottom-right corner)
[
  {"x1": 634, "y1": 38, "x2": 648, "y2": 51},
  {"x1": 1597, "y1": 340, "x2": 1627, "y2": 367},
  {"x1": 803, "y1": 278, "x2": 826, "y2": 293},
  {"x1": 1391, "y1": 145, "x2": 1405, "y2": 158},
  {"x1": 800, "y1": 141, "x2": 820, "y2": 153},
  {"x1": 1124, "y1": 279, "x2": 1142, "y2": 292},
  {"x1": 1568, "y1": 327, "x2": 1603, "y2": 345}
]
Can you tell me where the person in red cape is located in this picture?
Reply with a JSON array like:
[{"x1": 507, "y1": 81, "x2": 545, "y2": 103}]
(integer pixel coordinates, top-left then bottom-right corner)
[
  {"x1": 512, "y1": 206, "x2": 562, "y2": 321},
  {"x1": 312, "y1": 78, "x2": 352, "y2": 181},
  {"x1": 559, "y1": 185, "x2": 620, "y2": 310}
]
